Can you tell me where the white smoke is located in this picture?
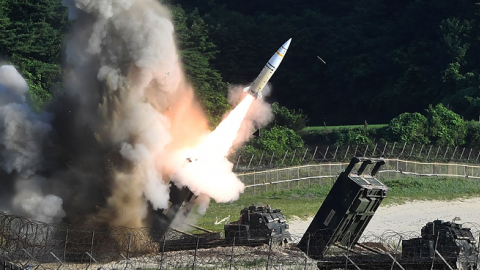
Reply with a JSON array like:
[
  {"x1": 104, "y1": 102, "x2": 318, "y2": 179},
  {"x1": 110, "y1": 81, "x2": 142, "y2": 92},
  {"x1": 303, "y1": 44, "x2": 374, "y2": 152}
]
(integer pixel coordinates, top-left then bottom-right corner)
[
  {"x1": 12, "y1": 177, "x2": 66, "y2": 223},
  {"x1": 60, "y1": 0, "x2": 239, "y2": 227},
  {"x1": 0, "y1": 66, "x2": 51, "y2": 178},
  {"x1": 228, "y1": 84, "x2": 274, "y2": 149},
  {"x1": 0, "y1": 0, "x2": 258, "y2": 228},
  {"x1": 0, "y1": 65, "x2": 65, "y2": 223}
]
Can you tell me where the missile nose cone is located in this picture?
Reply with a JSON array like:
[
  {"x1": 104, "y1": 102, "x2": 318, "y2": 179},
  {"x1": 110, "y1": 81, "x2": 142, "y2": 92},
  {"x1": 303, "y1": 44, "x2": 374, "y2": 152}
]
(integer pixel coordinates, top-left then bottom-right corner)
[{"x1": 282, "y1": 38, "x2": 292, "y2": 50}]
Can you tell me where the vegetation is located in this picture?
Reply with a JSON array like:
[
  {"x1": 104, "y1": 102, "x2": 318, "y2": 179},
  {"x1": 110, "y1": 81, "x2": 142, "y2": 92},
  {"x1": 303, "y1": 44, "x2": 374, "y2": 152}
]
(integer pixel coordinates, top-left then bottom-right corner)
[
  {"x1": 233, "y1": 103, "x2": 307, "y2": 165},
  {"x1": 197, "y1": 176, "x2": 480, "y2": 232},
  {"x1": 4, "y1": 1, "x2": 480, "y2": 151},
  {"x1": 304, "y1": 124, "x2": 388, "y2": 131},
  {"x1": 175, "y1": 0, "x2": 480, "y2": 126},
  {"x1": 303, "y1": 103, "x2": 480, "y2": 148},
  {"x1": 0, "y1": 0, "x2": 69, "y2": 110}
]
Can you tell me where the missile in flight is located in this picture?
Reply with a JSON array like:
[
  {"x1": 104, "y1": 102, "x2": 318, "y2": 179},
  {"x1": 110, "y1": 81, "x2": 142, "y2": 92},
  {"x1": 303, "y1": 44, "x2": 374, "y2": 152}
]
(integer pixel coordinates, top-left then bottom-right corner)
[{"x1": 243, "y1": 38, "x2": 292, "y2": 99}]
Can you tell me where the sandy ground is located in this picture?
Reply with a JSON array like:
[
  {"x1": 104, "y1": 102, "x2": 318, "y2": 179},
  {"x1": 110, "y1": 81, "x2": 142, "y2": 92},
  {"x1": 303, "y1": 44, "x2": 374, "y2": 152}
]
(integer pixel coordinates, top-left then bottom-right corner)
[{"x1": 288, "y1": 197, "x2": 480, "y2": 236}]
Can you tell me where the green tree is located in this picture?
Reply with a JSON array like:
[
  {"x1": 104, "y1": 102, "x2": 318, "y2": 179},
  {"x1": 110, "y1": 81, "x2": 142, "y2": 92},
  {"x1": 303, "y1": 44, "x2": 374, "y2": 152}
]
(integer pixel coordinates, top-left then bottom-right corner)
[
  {"x1": 0, "y1": 0, "x2": 68, "y2": 109},
  {"x1": 388, "y1": 112, "x2": 430, "y2": 144},
  {"x1": 269, "y1": 102, "x2": 308, "y2": 133},
  {"x1": 426, "y1": 104, "x2": 466, "y2": 146},
  {"x1": 464, "y1": 120, "x2": 480, "y2": 148},
  {"x1": 171, "y1": 5, "x2": 230, "y2": 126}
]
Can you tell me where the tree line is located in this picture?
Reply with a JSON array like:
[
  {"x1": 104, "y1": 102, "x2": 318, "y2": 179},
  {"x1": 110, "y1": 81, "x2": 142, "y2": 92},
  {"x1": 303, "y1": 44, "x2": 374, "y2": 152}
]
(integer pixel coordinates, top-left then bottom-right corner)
[
  {"x1": 2, "y1": 0, "x2": 480, "y2": 157},
  {"x1": 173, "y1": 0, "x2": 480, "y2": 126}
]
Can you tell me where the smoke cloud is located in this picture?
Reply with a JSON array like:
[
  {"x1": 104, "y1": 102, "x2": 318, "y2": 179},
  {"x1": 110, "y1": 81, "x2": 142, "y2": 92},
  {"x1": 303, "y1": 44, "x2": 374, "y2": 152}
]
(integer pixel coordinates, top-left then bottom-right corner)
[
  {"x1": 228, "y1": 84, "x2": 274, "y2": 149},
  {"x1": 0, "y1": 0, "x2": 271, "y2": 229}
]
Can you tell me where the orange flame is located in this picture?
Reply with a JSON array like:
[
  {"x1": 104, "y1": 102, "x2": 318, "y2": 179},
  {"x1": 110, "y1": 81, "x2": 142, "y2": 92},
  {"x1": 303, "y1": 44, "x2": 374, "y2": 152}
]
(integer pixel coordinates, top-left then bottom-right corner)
[{"x1": 175, "y1": 94, "x2": 254, "y2": 202}]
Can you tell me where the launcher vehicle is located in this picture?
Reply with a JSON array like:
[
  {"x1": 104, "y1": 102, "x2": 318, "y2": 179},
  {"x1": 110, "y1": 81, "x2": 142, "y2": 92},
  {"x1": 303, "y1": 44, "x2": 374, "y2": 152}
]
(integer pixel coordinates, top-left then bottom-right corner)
[{"x1": 296, "y1": 157, "x2": 480, "y2": 270}]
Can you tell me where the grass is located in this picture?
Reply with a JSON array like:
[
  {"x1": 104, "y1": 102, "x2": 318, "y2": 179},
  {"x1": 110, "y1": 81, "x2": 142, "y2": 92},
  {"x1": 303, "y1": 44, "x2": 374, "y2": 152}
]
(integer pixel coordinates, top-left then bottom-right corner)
[
  {"x1": 303, "y1": 124, "x2": 388, "y2": 131},
  {"x1": 196, "y1": 176, "x2": 480, "y2": 232}
]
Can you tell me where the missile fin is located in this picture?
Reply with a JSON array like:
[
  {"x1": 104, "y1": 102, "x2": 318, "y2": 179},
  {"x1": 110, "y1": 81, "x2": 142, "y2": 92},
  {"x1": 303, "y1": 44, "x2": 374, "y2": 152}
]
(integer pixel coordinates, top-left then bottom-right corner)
[
  {"x1": 258, "y1": 92, "x2": 262, "y2": 99},
  {"x1": 243, "y1": 86, "x2": 250, "y2": 92}
]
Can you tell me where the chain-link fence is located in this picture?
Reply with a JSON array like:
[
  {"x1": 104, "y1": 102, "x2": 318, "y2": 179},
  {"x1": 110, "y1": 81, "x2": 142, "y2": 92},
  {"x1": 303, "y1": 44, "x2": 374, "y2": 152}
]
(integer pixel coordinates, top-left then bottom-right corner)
[
  {"x1": 1, "y1": 211, "x2": 479, "y2": 270},
  {"x1": 237, "y1": 158, "x2": 480, "y2": 195},
  {"x1": 232, "y1": 143, "x2": 480, "y2": 173}
]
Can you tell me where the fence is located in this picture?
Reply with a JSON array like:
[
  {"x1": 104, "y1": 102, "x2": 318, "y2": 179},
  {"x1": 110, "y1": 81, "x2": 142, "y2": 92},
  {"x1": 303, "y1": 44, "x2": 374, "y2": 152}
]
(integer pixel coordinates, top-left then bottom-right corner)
[
  {"x1": 1, "y1": 211, "x2": 479, "y2": 270},
  {"x1": 232, "y1": 142, "x2": 480, "y2": 173},
  {"x1": 237, "y1": 158, "x2": 480, "y2": 195}
]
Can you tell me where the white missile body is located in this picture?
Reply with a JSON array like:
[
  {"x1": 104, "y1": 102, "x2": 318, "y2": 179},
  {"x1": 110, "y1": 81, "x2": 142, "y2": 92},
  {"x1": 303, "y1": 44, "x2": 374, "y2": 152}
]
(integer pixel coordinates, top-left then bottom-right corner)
[{"x1": 243, "y1": 38, "x2": 292, "y2": 99}]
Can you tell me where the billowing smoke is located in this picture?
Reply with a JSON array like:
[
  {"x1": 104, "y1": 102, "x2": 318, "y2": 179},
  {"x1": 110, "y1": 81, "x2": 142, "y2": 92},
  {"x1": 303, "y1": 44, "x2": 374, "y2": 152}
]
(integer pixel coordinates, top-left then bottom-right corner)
[
  {"x1": 228, "y1": 84, "x2": 274, "y2": 149},
  {"x1": 0, "y1": 0, "x2": 269, "y2": 229},
  {"x1": 0, "y1": 65, "x2": 65, "y2": 223}
]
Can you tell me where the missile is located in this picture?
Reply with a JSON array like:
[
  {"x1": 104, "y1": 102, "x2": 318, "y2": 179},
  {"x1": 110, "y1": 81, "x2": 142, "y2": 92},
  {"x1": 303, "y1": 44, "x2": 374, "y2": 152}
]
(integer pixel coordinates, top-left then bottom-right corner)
[{"x1": 243, "y1": 38, "x2": 292, "y2": 99}]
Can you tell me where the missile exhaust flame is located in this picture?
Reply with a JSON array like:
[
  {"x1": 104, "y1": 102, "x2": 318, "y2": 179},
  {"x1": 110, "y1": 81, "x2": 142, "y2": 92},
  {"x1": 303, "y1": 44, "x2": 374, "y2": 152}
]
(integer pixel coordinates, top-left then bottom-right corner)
[{"x1": 177, "y1": 94, "x2": 254, "y2": 204}]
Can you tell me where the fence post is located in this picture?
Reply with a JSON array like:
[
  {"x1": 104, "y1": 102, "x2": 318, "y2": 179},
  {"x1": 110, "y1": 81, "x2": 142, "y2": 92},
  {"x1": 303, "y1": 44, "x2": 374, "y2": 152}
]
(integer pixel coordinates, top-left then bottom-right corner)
[
  {"x1": 269, "y1": 152, "x2": 275, "y2": 165},
  {"x1": 235, "y1": 155, "x2": 241, "y2": 171},
  {"x1": 381, "y1": 142, "x2": 388, "y2": 156},
  {"x1": 63, "y1": 229, "x2": 68, "y2": 262},
  {"x1": 322, "y1": 146, "x2": 329, "y2": 161},
  {"x1": 426, "y1": 145, "x2": 432, "y2": 160},
  {"x1": 266, "y1": 237, "x2": 273, "y2": 270},
  {"x1": 304, "y1": 233, "x2": 311, "y2": 270},
  {"x1": 312, "y1": 146, "x2": 318, "y2": 162},
  {"x1": 418, "y1": 145, "x2": 424, "y2": 159},
  {"x1": 398, "y1": 142, "x2": 407, "y2": 158},
  {"x1": 332, "y1": 146, "x2": 339, "y2": 161},
  {"x1": 467, "y1": 148, "x2": 473, "y2": 161},
  {"x1": 281, "y1": 150, "x2": 288, "y2": 165},
  {"x1": 390, "y1": 142, "x2": 397, "y2": 157},
  {"x1": 451, "y1": 146, "x2": 457, "y2": 161},
  {"x1": 362, "y1": 145, "x2": 369, "y2": 157},
  {"x1": 192, "y1": 237, "x2": 199, "y2": 270},
  {"x1": 390, "y1": 236, "x2": 403, "y2": 270},
  {"x1": 435, "y1": 146, "x2": 441, "y2": 160},
  {"x1": 301, "y1": 148, "x2": 308, "y2": 164},
  {"x1": 246, "y1": 155, "x2": 254, "y2": 171},
  {"x1": 160, "y1": 235, "x2": 166, "y2": 270},
  {"x1": 291, "y1": 149, "x2": 297, "y2": 163},
  {"x1": 459, "y1": 147, "x2": 465, "y2": 161},
  {"x1": 89, "y1": 231, "x2": 95, "y2": 266},
  {"x1": 229, "y1": 237, "x2": 235, "y2": 270},
  {"x1": 371, "y1": 143, "x2": 377, "y2": 157},
  {"x1": 343, "y1": 145, "x2": 350, "y2": 161},
  {"x1": 127, "y1": 233, "x2": 132, "y2": 260},
  {"x1": 443, "y1": 146, "x2": 449, "y2": 160},
  {"x1": 408, "y1": 143, "x2": 415, "y2": 158}
]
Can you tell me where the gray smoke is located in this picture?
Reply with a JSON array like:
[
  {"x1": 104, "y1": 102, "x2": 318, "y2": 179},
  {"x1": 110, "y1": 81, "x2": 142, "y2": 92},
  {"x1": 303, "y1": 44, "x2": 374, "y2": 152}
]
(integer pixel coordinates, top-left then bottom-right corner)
[
  {"x1": 0, "y1": 0, "x2": 251, "y2": 228},
  {"x1": 0, "y1": 65, "x2": 64, "y2": 222}
]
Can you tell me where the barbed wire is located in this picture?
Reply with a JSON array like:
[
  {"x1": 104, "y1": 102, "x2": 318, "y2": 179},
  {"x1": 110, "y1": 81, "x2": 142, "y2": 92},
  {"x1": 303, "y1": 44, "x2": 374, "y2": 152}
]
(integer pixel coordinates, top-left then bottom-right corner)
[
  {"x1": 232, "y1": 142, "x2": 480, "y2": 173},
  {"x1": 1, "y1": 211, "x2": 479, "y2": 269}
]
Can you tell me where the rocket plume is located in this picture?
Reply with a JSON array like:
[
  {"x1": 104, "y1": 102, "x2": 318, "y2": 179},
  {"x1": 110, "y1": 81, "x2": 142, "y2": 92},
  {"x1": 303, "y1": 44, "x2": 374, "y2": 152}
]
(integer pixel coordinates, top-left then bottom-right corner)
[
  {"x1": 0, "y1": 0, "x2": 273, "y2": 229},
  {"x1": 176, "y1": 95, "x2": 254, "y2": 204}
]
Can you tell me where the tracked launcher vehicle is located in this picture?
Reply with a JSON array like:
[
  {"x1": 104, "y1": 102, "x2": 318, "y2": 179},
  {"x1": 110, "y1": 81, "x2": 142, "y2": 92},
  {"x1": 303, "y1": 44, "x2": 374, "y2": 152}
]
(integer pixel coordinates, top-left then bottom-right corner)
[
  {"x1": 296, "y1": 157, "x2": 480, "y2": 270},
  {"x1": 298, "y1": 157, "x2": 389, "y2": 259},
  {"x1": 224, "y1": 205, "x2": 291, "y2": 245}
]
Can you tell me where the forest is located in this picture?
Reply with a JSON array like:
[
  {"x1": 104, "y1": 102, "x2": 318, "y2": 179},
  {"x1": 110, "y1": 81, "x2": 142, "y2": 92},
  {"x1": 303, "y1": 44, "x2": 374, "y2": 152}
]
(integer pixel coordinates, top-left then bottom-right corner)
[
  {"x1": 173, "y1": 0, "x2": 480, "y2": 125},
  {"x1": 2, "y1": 0, "x2": 480, "y2": 155}
]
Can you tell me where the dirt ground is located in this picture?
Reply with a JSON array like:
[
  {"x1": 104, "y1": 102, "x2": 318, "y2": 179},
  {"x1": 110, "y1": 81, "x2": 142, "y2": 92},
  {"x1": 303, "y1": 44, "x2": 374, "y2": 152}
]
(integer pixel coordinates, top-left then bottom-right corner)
[{"x1": 288, "y1": 197, "x2": 480, "y2": 236}]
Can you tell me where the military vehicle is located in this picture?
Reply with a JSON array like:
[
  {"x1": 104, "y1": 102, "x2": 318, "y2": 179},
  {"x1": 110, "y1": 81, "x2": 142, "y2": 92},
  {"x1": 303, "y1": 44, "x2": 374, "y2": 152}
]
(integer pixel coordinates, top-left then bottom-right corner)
[
  {"x1": 296, "y1": 157, "x2": 480, "y2": 270},
  {"x1": 298, "y1": 156, "x2": 389, "y2": 259},
  {"x1": 402, "y1": 220, "x2": 480, "y2": 270},
  {"x1": 224, "y1": 205, "x2": 291, "y2": 244}
]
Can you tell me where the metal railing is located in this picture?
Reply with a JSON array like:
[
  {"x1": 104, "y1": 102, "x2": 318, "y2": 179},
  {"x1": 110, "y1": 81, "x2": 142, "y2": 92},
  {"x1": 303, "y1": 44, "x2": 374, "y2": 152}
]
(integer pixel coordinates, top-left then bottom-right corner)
[
  {"x1": 0, "y1": 210, "x2": 479, "y2": 270},
  {"x1": 232, "y1": 142, "x2": 480, "y2": 173},
  {"x1": 237, "y1": 158, "x2": 480, "y2": 195}
]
